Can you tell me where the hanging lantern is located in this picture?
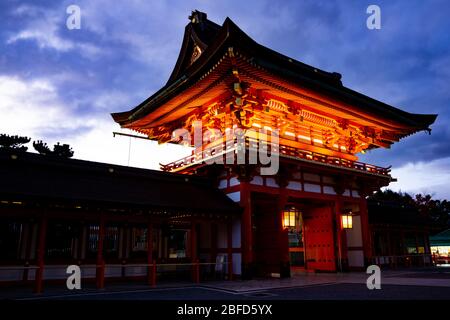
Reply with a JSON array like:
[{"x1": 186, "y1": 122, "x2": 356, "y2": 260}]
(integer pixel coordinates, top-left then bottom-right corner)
[
  {"x1": 282, "y1": 208, "x2": 297, "y2": 229},
  {"x1": 341, "y1": 213, "x2": 353, "y2": 229}
]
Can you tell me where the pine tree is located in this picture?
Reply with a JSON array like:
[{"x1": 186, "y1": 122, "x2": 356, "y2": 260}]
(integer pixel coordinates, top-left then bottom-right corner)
[
  {"x1": 33, "y1": 140, "x2": 74, "y2": 158},
  {"x1": 0, "y1": 134, "x2": 31, "y2": 152},
  {"x1": 33, "y1": 140, "x2": 52, "y2": 155},
  {"x1": 53, "y1": 143, "x2": 74, "y2": 158}
]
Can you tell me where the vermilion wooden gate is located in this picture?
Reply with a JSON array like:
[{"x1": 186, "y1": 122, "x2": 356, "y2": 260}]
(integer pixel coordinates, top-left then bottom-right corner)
[{"x1": 303, "y1": 206, "x2": 336, "y2": 271}]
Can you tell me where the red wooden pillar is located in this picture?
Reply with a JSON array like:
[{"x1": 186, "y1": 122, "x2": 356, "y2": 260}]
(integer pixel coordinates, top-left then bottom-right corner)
[
  {"x1": 147, "y1": 223, "x2": 154, "y2": 286},
  {"x1": 151, "y1": 260, "x2": 157, "y2": 287},
  {"x1": 334, "y1": 198, "x2": 348, "y2": 271},
  {"x1": 190, "y1": 220, "x2": 198, "y2": 261},
  {"x1": 210, "y1": 223, "x2": 218, "y2": 265},
  {"x1": 277, "y1": 191, "x2": 290, "y2": 277},
  {"x1": 386, "y1": 231, "x2": 393, "y2": 268},
  {"x1": 210, "y1": 222, "x2": 218, "y2": 276},
  {"x1": 227, "y1": 216, "x2": 233, "y2": 280},
  {"x1": 190, "y1": 220, "x2": 198, "y2": 282},
  {"x1": 240, "y1": 181, "x2": 253, "y2": 279},
  {"x1": 34, "y1": 215, "x2": 47, "y2": 294},
  {"x1": 96, "y1": 216, "x2": 105, "y2": 289},
  {"x1": 359, "y1": 197, "x2": 373, "y2": 265},
  {"x1": 22, "y1": 221, "x2": 32, "y2": 282}
]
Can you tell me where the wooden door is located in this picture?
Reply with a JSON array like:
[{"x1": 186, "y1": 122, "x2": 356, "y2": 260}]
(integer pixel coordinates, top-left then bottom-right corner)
[{"x1": 303, "y1": 206, "x2": 336, "y2": 271}]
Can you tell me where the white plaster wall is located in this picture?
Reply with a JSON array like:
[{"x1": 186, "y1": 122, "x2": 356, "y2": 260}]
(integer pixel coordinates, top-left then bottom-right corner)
[
  {"x1": 104, "y1": 266, "x2": 122, "y2": 278},
  {"x1": 229, "y1": 177, "x2": 240, "y2": 187},
  {"x1": 124, "y1": 266, "x2": 146, "y2": 277},
  {"x1": 323, "y1": 186, "x2": 336, "y2": 195},
  {"x1": 0, "y1": 270, "x2": 23, "y2": 281},
  {"x1": 348, "y1": 250, "x2": 364, "y2": 267},
  {"x1": 227, "y1": 191, "x2": 240, "y2": 202},
  {"x1": 232, "y1": 253, "x2": 242, "y2": 275},
  {"x1": 250, "y1": 176, "x2": 263, "y2": 186},
  {"x1": 304, "y1": 183, "x2": 321, "y2": 193},
  {"x1": 43, "y1": 265, "x2": 72, "y2": 279},
  {"x1": 266, "y1": 178, "x2": 278, "y2": 188},
  {"x1": 287, "y1": 181, "x2": 302, "y2": 191},
  {"x1": 346, "y1": 216, "x2": 363, "y2": 247},
  {"x1": 218, "y1": 179, "x2": 227, "y2": 189},
  {"x1": 232, "y1": 217, "x2": 241, "y2": 248}
]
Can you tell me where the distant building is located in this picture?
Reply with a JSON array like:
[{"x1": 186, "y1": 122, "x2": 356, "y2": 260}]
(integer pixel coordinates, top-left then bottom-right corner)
[
  {"x1": 368, "y1": 199, "x2": 434, "y2": 267},
  {"x1": 430, "y1": 229, "x2": 450, "y2": 265}
]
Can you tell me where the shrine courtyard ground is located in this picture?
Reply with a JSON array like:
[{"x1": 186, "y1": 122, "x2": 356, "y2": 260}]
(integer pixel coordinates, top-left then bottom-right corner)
[{"x1": 2, "y1": 267, "x2": 450, "y2": 300}]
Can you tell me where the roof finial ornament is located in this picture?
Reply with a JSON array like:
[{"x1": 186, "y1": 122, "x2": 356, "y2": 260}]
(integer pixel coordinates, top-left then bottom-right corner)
[{"x1": 189, "y1": 10, "x2": 207, "y2": 24}]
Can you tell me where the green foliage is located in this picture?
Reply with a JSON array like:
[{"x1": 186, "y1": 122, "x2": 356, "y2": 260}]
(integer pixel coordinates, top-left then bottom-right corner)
[{"x1": 0, "y1": 134, "x2": 31, "y2": 152}]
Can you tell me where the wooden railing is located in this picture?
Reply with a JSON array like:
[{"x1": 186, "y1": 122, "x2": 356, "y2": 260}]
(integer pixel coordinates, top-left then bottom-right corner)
[
  {"x1": 371, "y1": 254, "x2": 434, "y2": 268},
  {"x1": 160, "y1": 137, "x2": 391, "y2": 177}
]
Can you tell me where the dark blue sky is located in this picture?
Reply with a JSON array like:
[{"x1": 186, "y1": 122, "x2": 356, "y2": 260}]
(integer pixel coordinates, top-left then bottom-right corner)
[{"x1": 1, "y1": 0, "x2": 449, "y2": 198}]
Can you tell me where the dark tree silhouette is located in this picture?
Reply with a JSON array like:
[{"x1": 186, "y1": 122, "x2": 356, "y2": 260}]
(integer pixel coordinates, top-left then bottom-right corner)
[
  {"x1": 370, "y1": 189, "x2": 450, "y2": 230},
  {"x1": 33, "y1": 140, "x2": 52, "y2": 155},
  {"x1": 33, "y1": 140, "x2": 74, "y2": 158},
  {"x1": 0, "y1": 134, "x2": 31, "y2": 152},
  {"x1": 53, "y1": 143, "x2": 74, "y2": 158}
]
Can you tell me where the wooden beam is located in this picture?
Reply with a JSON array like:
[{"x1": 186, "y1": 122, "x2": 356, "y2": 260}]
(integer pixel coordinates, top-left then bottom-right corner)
[
  {"x1": 34, "y1": 215, "x2": 47, "y2": 294},
  {"x1": 147, "y1": 223, "x2": 154, "y2": 286},
  {"x1": 227, "y1": 216, "x2": 233, "y2": 280},
  {"x1": 96, "y1": 215, "x2": 105, "y2": 289},
  {"x1": 240, "y1": 181, "x2": 253, "y2": 279},
  {"x1": 370, "y1": 139, "x2": 391, "y2": 149}
]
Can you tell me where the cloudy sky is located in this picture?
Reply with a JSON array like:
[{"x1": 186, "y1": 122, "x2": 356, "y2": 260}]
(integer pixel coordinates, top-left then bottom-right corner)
[{"x1": 1, "y1": 0, "x2": 449, "y2": 199}]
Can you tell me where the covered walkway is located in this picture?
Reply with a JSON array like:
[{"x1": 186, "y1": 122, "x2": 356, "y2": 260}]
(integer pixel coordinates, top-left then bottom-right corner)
[{"x1": 0, "y1": 152, "x2": 241, "y2": 293}]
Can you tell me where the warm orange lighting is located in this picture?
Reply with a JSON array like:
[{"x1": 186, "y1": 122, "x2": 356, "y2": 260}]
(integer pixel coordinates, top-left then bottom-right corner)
[
  {"x1": 252, "y1": 123, "x2": 261, "y2": 128},
  {"x1": 341, "y1": 214, "x2": 353, "y2": 229},
  {"x1": 284, "y1": 131, "x2": 295, "y2": 137},
  {"x1": 283, "y1": 209, "x2": 296, "y2": 229},
  {"x1": 264, "y1": 126, "x2": 273, "y2": 131},
  {"x1": 298, "y1": 134, "x2": 311, "y2": 141},
  {"x1": 313, "y1": 138, "x2": 323, "y2": 144}
]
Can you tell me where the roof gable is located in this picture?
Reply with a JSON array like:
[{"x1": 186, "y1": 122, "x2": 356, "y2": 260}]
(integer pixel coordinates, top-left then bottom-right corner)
[
  {"x1": 167, "y1": 11, "x2": 221, "y2": 84},
  {"x1": 111, "y1": 11, "x2": 437, "y2": 141}
]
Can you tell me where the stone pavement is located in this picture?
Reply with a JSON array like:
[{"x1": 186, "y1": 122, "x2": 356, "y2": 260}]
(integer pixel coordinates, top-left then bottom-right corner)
[
  {"x1": 203, "y1": 268, "x2": 450, "y2": 293},
  {"x1": 1, "y1": 266, "x2": 449, "y2": 300}
]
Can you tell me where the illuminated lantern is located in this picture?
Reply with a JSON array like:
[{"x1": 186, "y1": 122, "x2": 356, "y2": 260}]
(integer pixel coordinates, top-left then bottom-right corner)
[
  {"x1": 283, "y1": 208, "x2": 296, "y2": 229},
  {"x1": 341, "y1": 213, "x2": 353, "y2": 229}
]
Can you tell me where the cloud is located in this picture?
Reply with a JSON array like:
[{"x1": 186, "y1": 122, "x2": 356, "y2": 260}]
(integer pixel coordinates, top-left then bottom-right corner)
[
  {"x1": 6, "y1": 3, "x2": 101, "y2": 58},
  {"x1": 388, "y1": 157, "x2": 450, "y2": 200},
  {"x1": 0, "y1": 74, "x2": 190, "y2": 169},
  {"x1": 0, "y1": 75, "x2": 92, "y2": 138},
  {"x1": 75, "y1": 0, "x2": 185, "y2": 72},
  {"x1": 8, "y1": 28, "x2": 74, "y2": 51}
]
